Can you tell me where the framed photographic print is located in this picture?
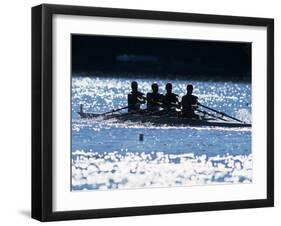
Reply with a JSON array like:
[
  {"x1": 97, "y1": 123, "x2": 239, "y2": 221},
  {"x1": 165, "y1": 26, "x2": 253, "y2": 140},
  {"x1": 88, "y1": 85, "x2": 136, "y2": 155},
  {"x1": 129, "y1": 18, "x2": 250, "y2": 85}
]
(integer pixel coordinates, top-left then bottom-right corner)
[{"x1": 32, "y1": 4, "x2": 274, "y2": 221}]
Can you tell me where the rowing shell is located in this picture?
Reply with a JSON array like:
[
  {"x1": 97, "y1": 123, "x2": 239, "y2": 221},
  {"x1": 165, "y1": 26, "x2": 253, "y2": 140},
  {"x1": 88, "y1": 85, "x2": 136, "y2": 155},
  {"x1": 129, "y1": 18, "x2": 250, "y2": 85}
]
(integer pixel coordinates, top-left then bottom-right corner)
[{"x1": 78, "y1": 111, "x2": 251, "y2": 128}]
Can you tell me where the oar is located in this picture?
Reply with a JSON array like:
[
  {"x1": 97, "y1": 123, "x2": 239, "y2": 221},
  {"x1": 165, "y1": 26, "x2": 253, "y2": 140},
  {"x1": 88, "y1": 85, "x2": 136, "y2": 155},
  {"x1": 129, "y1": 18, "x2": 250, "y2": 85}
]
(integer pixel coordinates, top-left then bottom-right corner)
[
  {"x1": 100, "y1": 105, "x2": 131, "y2": 116},
  {"x1": 100, "y1": 95, "x2": 147, "y2": 116},
  {"x1": 79, "y1": 104, "x2": 133, "y2": 118},
  {"x1": 101, "y1": 103, "x2": 147, "y2": 118},
  {"x1": 198, "y1": 103, "x2": 243, "y2": 123},
  {"x1": 112, "y1": 107, "x2": 147, "y2": 118},
  {"x1": 195, "y1": 109, "x2": 228, "y2": 121}
]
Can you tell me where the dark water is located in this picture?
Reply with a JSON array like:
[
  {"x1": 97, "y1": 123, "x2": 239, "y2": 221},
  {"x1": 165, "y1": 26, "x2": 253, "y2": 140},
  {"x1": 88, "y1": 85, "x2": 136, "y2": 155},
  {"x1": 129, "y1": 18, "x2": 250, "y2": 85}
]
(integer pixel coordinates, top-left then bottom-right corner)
[{"x1": 71, "y1": 76, "x2": 252, "y2": 191}]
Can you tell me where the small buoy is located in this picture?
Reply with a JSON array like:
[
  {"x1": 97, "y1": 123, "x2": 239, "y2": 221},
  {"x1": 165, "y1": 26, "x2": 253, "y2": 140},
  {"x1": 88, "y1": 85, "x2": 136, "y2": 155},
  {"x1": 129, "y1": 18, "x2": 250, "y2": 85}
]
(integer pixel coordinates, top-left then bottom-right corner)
[{"x1": 139, "y1": 133, "x2": 144, "y2": 142}]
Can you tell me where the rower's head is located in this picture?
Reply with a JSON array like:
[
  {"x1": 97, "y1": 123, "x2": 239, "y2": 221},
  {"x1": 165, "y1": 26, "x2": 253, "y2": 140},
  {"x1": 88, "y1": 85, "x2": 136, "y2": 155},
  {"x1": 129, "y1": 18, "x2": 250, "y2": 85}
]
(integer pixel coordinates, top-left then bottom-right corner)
[
  {"x1": 131, "y1": 81, "x2": 138, "y2": 92},
  {"x1": 187, "y1": 84, "x2": 193, "y2": 94},
  {"x1": 165, "y1": 83, "x2": 172, "y2": 93},
  {"x1": 151, "y1": 83, "x2": 159, "y2": 93}
]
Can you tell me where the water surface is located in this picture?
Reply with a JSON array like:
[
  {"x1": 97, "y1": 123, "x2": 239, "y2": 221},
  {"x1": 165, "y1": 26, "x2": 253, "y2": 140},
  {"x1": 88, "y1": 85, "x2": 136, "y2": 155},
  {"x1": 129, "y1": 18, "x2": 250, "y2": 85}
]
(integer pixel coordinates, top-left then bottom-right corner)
[{"x1": 71, "y1": 76, "x2": 252, "y2": 191}]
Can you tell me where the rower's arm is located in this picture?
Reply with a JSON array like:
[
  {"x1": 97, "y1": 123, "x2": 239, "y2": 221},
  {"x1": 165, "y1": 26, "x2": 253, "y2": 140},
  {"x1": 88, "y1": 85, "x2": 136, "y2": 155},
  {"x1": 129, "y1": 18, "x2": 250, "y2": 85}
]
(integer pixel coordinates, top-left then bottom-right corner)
[
  {"x1": 193, "y1": 98, "x2": 199, "y2": 109},
  {"x1": 138, "y1": 94, "x2": 147, "y2": 103},
  {"x1": 142, "y1": 95, "x2": 147, "y2": 101},
  {"x1": 174, "y1": 95, "x2": 181, "y2": 107}
]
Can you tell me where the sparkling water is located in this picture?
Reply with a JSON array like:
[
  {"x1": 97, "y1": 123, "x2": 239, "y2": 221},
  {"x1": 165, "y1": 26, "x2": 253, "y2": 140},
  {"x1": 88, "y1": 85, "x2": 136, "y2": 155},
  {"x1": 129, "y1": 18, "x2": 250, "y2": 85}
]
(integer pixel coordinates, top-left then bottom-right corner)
[{"x1": 71, "y1": 76, "x2": 252, "y2": 191}]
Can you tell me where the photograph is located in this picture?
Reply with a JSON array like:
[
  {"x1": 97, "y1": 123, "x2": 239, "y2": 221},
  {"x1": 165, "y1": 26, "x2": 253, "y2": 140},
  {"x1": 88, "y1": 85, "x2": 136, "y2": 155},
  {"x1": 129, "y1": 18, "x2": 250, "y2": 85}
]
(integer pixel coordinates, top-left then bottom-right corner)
[
  {"x1": 71, "y1": 34, "x2": 252, "y2": 191},
  {"x1": 31, "y1": 3, "x2": 274, "y2": 221}
]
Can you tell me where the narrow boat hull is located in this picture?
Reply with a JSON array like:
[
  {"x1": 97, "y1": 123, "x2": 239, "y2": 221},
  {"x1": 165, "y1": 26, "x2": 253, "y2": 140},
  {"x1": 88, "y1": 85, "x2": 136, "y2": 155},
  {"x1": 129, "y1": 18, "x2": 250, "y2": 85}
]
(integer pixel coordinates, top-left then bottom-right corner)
[{"x1": 78, "y1": 112, "x2": 251, "y2": 128}]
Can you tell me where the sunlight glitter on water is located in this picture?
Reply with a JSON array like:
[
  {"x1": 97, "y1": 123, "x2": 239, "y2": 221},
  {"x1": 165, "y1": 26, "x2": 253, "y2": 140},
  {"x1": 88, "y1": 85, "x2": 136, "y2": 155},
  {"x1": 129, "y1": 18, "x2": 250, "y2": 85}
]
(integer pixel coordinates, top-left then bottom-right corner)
[
  {"x1": 72, "y1": 76, "x2": 252, "y2": 116},
  {"x1": 72, "y1": 151, "x2": 252, "y2": 191},
  {"x1": 71, "y1": 76, "x2": 252, "y2": 190}
]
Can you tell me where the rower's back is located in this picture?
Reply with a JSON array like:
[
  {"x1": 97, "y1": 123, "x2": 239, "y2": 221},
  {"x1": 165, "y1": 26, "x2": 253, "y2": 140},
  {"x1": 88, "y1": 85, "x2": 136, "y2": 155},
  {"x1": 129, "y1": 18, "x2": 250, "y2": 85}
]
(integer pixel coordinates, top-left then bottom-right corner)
[
  {"x1": 163, "y1": 83, "x2": 179, "y2": 110},
  {"x1": 147, "y1": 92, "x2": 163, "y2": 111},
  {"x1": 181, "y1": 84, "x2": 198, "y2": 118},
  {"x1": 128, "y1": 91, "x2": 145, "y2": 112},
  {"x1": 128, "y1": 81, "x2": 145, "y2": 112},
  {"x1": 146, "y1": 83, "x2": 163, "y2": 111},
  {"x1": 182, "y1": 94, "x2": 198, "y2": 111},
  {"x1": 163, "y1": 93, "x2": 178, "y2": 109}
]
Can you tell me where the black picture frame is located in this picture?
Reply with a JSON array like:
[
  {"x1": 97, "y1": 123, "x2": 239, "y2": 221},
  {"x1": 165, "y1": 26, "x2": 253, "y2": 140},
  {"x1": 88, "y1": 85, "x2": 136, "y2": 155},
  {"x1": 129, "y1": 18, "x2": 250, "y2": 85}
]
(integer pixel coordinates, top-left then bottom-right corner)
[{"x1": 32, "y1": 4, "x2": 274, "y2": 222}]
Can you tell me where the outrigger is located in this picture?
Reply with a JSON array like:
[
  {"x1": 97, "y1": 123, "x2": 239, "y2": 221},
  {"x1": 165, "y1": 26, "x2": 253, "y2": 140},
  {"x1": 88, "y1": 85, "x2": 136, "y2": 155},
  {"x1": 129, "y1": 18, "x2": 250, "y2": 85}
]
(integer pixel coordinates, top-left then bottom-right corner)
[{"x1": 78, "y1": 104, "x2": 251, "y2": 128}]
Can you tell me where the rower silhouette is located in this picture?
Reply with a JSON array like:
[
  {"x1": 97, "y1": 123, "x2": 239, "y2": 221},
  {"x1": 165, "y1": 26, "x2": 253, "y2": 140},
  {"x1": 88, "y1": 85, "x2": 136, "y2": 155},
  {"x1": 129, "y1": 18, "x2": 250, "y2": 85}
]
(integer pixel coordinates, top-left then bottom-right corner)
[
  {"x1": 181, "y1": 84, "x2": 199, "y2": 118},
  {"x1": 146, "y1": 83, "x2": 163, "y2": 111},
  {"x1": 127, "y1": 81, "x2": 145, "y2": 112},
  {"x1": 163, "y1": 83, "x2": 179, "y2": 111}
]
